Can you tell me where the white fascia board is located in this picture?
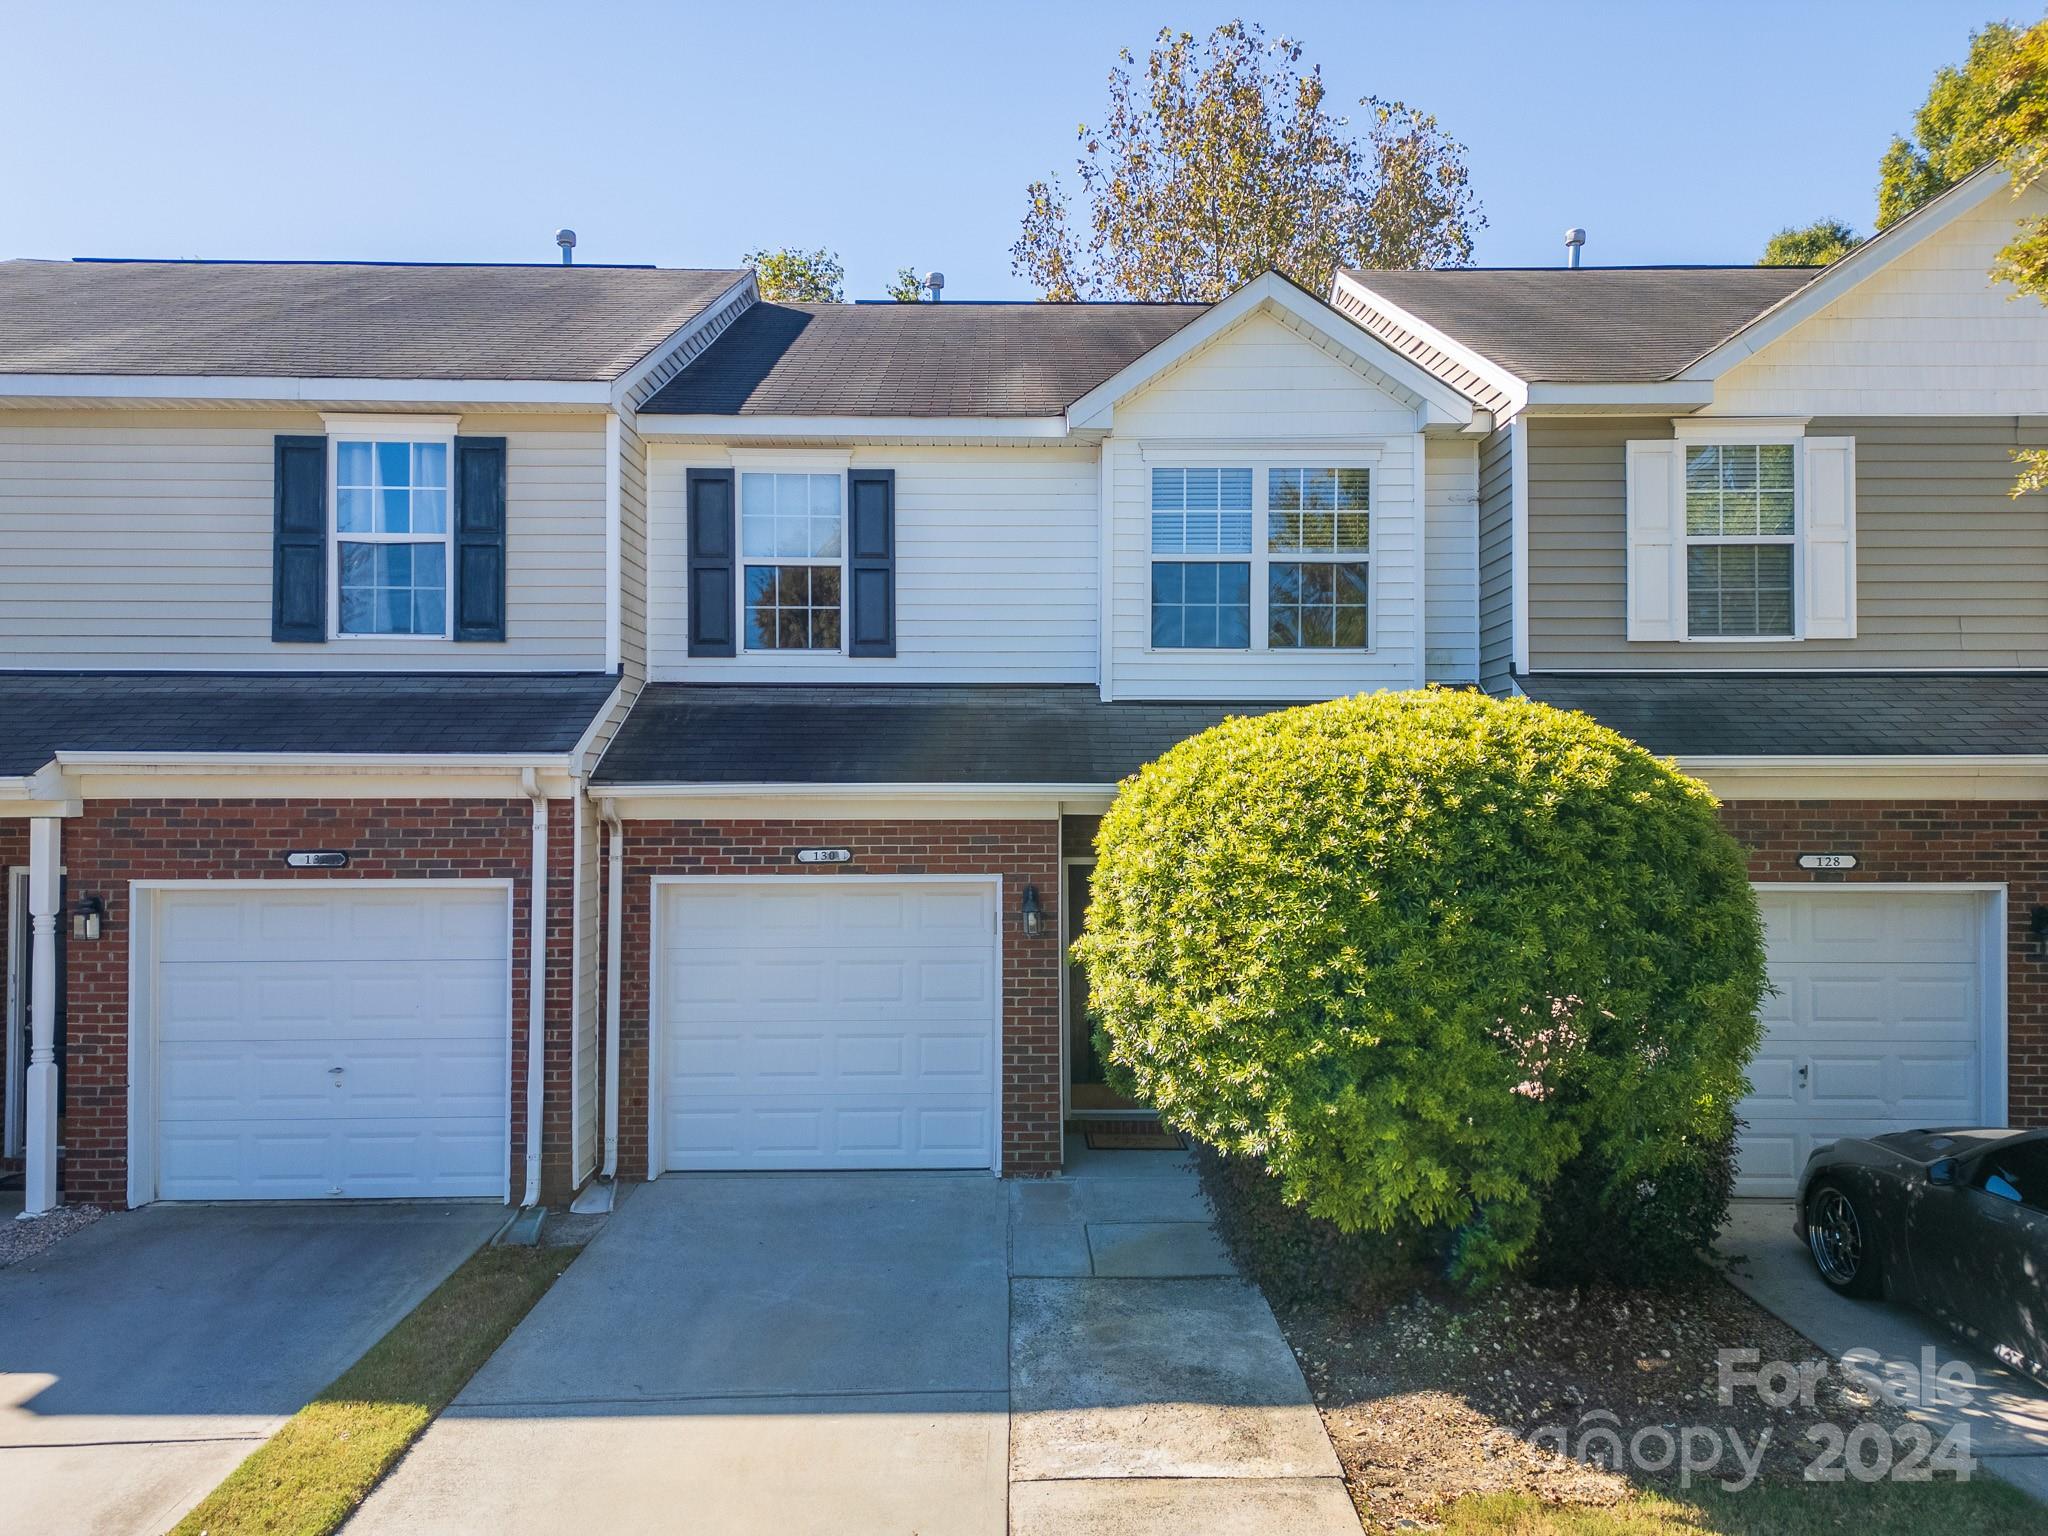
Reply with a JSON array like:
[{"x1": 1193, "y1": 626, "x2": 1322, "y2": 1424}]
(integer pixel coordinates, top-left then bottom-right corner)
[
  {"x1": 1676, "y1": 753, "x2": 2048, "y2": 801},
  {"x1": 569, "y1": 678, "x2": 629, "y2": 768},
  {"x1": 0, "y1": 375, "x2": 614, "y2": 406},
  {"x1": 1328, "y1": 270, "x2": 1530, "y2": 412},
  {"x1": 598, "y1": 780, "x2": 1113, "y2": 799},
  {"x1": 1521, "y1": 381, "x2": 1717, "y2": 410},
  {"x1": 1065, "y1": 272, "x2": 1477, "y2": 432},
  {"x1": 635, "y1": 414, "x2": 1071, "y2": 440},
  {"x1": 608, "y1": 272, "x2": 758, "y2": 410},
  {"x1": 52, "y1": 750, "x2": 576, "y2": 773},
  {"x1": 1677, "y1": 164, "x2": 2011, "y2": 382}
]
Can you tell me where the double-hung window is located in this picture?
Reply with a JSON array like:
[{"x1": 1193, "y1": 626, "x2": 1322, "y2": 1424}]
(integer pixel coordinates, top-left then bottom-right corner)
[
  {"x1": 333, "y1": 436, "x2": 450, "y2": 637},
  {"x1": 741, "y1": 471, "x2": 843, "y2": 650},
  {"x1": 1683, "y1": 443, "x2": 1795, "y2": 639},
  {"x1": 1148, "y1": 464, "x2": 1371, "y2": 650}
]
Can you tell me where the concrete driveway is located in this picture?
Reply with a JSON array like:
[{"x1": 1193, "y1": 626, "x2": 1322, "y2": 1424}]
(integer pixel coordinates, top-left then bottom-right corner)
[
  {"x1": 0, "y1": 1201, "x2": 503, "y2": 1536},
  {"x1": 348, "y1": 1143, "x2": 1355, "y2": 1535},
  {"x1": 1723, "y1": 1200, "x2": 2048, "y2": 1501}
]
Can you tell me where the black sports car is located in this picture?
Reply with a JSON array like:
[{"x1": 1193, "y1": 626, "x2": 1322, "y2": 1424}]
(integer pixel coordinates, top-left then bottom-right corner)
[{"x1": 1796, "y1": 1127, "x2": 2048, "y2": 1383}]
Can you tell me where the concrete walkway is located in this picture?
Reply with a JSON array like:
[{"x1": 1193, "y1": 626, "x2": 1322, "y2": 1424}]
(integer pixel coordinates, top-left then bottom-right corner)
[
  {"x1": 1722, "y1": 1199, "x2": 2048, "y2": 1502},
  {"x1": 0, "y1": 1201, "x2": 503, "y2": 1536},
  {"x1": 349, "y1": 1140, "x2": 1355, "y2": 1535}
]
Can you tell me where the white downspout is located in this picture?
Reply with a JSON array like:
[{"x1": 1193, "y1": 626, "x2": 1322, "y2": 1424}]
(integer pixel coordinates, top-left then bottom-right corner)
[
  {"x1": 520, "y1": 769, "x2": 548, "y2": 1209},
  {"x1": 20, "y1": 816, "x2": 60, "y2": 1218},
  {"x1": 599, "y1": 798, "x2": 624, "y2": 1180}
]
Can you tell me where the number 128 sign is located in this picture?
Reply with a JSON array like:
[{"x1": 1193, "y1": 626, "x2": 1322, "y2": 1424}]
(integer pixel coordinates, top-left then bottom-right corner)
[{"x1": 1796, "y1": 853, "x2": 1858, "y2": 871}]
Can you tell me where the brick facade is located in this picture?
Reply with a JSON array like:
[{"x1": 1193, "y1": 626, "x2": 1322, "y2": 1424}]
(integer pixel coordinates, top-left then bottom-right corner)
[
  {"x1": 48, "y1": 798, "x2": 576, "y2": 1208},
  {"x1": 1721, "y1": 799, "x2": 2048, "y2": 1124},
  {"x1": 610, "y1": 819, "x2": 1063, "y2": 1178}
]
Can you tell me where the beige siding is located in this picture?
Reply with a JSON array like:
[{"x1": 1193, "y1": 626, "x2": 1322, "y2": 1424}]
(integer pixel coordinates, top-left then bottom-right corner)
[
  {"x1": 1108, "y1": 312, "x2": 1427, "y2": 699},
  {"x1": 1477, "y1": 425, "x2": 1514, "y2": 692},
  {"x1": 0, "y1": 408, "x2": 608, "y2": 670},
  {"x1": 1423, "y1": 435, "x2": 1479, "y2": 683},
  {"x1": 647, "y1": 445, "x2": 1100, "y2": 683},
  {"x1": 1528, "y1": 415, "x2": 2048, "y2": 670},
  {"x1": 617, "y1": 415, "x2": 650, "y2": 680}
]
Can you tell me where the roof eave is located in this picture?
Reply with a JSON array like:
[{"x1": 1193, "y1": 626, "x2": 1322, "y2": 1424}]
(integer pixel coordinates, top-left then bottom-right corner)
[
  {"x1": 635, "y1": 413, "x2": 1073, "y2": 440},
  {"x1": 0, "y1": 375, "x2": 616, "y2": 407}
]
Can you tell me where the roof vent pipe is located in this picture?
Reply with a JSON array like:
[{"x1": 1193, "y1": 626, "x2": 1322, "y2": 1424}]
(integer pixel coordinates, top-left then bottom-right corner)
[
  {"x1": 923, "y1": 270, "x2": 945, "y2": 302},
  {"x1": 556, "y1": 228, "x2": 577, "y2": 265},
  {"x1": 1564, "y1": 227, "x2": 1586, "y2": 269}
]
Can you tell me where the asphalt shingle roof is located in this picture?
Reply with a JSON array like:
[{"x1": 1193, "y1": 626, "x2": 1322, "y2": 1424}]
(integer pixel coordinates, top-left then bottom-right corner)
[
  {"x1": 1338, "y1": 266, "x2": 1823, "y2": 383},
  {"x1": 1518, "y1": 672, "x2": 2048, "y2": 757},
  {"x1": 0, "y1": 672, "x2": 619, "y2": 775},
  {"x1": 0, "y1": 260, "x2": 747, "y2": 381},
  {"x1": 638, "y1": 302, "x2": 1207, "y2": 417},
  {"x1": 593, "y1": 685, "x2": 1291, "y2": 785}
]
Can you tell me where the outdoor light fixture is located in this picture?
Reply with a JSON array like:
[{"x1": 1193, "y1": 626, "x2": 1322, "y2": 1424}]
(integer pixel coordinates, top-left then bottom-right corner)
[
  {"x1": 72, "y1": 893, "x2": 104, "y2": 941},
  {"x1": 1020, "y1": 885, "x2": 1045, "y2": 938},
  {"x1": 2032, "y1": 905, "x2": 2048, "y2": 960}
]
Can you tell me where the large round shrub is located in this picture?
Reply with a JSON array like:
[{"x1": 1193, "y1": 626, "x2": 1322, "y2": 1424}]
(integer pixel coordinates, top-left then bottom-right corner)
[{"x1": 1074, "y1": 689, "x2": 1766, "y2": 1287}]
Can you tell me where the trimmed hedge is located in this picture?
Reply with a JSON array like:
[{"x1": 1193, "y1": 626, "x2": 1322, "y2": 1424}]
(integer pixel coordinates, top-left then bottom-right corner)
[{"x1": 1075, "y1": 689, "x2": 1766, "y2": 1288}]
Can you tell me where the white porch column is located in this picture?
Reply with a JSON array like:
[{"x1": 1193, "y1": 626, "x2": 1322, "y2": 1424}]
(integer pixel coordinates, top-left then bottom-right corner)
[{"x1": 22, "y1": 815, "x2": 60, "y2": 1217}]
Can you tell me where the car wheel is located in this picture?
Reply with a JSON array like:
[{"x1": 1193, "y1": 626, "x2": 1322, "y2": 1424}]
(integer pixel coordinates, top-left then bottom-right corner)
[{"x1": 1805, "y1": 1179, "x2": 1883, "y2": 1299}]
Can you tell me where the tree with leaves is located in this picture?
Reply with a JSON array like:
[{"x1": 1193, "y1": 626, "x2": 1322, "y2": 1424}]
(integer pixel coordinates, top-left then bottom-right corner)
[
  {"x1": 1012, "y1": 21, "x2": 1482, "y2": 302},
  {"x1": 1878, "y1": 19, "x2": 2043, "y2": 228},
  {"x1": 885, "y1": 266, "x2": 926, "y2": 302},
  {"x1": 1759, "y1": 217, "x2": 1861, "y2": 266},
  {"x1": 742, "y1": 246, "x2": 844, "y2": 303}
]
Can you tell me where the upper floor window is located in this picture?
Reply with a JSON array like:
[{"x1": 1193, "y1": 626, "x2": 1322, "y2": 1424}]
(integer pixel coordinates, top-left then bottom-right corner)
[
  {"x1": 1684, "y1": 444, "x2": 1794, "y2": 639},
  {"x1": 1149, "y1": 465, "x2": 1371, "y2": 651},
  {"x1": 334, "y1": 437, "x2": 450, "y2": 637},
  {"x1": 742, "y1": 471, "x2": 842, "y2": 650}
]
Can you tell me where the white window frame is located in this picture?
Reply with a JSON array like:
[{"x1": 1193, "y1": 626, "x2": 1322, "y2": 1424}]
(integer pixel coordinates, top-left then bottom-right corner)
[
  {"x1": 1142, "y1": 449, "x2": 1380, "y2": 655},
  {"x1": 1673, "y1": 420, "x2": 1805, "y2": 644},
  {"x1": 732, "y1": 451, "x2": 851, "y2": 658},
  {"x1": 322, "y1": 414, "x2": 460, "y2": 643}
]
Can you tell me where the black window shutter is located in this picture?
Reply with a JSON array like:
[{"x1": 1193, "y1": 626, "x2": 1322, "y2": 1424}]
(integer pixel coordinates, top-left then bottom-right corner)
[
  {"x1": 272, "y1": 435, "x2": 328, "y2": 642},
  {"x1": 846, "y1": 468, "x2": 896, "y2": 658},
  {"x1": 454, "y1": 436, "x2": 508, "y2": 642},
  {"x1": 687, "y1": 468, "x2": 737, "y2": 657}
]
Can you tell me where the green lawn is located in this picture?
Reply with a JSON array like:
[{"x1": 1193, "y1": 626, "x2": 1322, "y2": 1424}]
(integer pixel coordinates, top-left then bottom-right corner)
[
  {"x1": 1437, "y1": 1477, "x2": 2044, "y2": 1535},
  {"x1": 170, "y1": 1242, "x2": 579, "y2": 1536}
]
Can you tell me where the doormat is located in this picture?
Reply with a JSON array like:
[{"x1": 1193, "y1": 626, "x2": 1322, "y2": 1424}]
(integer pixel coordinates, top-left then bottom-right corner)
[{"x1": 1083, "y1": 1127, "x2": 1186, "y2": 1151}]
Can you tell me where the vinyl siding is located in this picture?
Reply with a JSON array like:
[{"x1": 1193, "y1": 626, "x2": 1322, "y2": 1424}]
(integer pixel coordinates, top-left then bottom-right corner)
[
  {"x1": 1528, "y1": 415, "x2": 2048, "y2": 669},
  {"x1": 1424, "y1": 435, "x2": 1479, "y2": 684},
  {"x1": 1477, "y1": 425, "x2": 1514, "y2": 693},
  {"x1": 647, "y1": 445, "x2": 1100, "y2": 682},
  {"x1": 1108, "y1": 311, "x2": 1426, "y2": 699},
  {"x1": 1708, "y1": 180, "x2": 2048, "y2": 418},
  {"x1": 0, "y1": 408, "x2": 608, "y2": 670},
  {"x1": 617, "y1": 414, "x2": 650, "y2": 680}
]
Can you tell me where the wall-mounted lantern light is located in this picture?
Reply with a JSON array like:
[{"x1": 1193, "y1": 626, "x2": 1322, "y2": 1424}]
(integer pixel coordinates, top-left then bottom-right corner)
[
  {"x1": 1020, "y1": 885, "x2": 1045, "y2": 939},
  {"x1": 72, "y1": 893, "x2": 104, "y2": 941}
]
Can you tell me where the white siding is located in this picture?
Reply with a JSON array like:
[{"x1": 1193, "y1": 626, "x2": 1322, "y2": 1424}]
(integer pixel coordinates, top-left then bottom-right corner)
[
  {"x1": 1107, "y1": 312, "x2": 1428, "y2": 699},
  {"x1": 647, "y1": 445, "x2": 1099, "y2": 682},
  {"x1": 0, "y1": 409, "x2": 608, "y2": 670},
  {"x1": 1424, "y1": 435, "x2": 1479, "y2": 683},
  {"x1": 1709, "y1": 180, "x2": 2048, "y2": 418}
]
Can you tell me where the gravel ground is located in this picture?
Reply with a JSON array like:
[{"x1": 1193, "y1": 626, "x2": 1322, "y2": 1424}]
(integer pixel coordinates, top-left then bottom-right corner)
[
  {"x1": 0, "y1": 1202, "x2": 104, "y2": 1269},
  {"x1": 1275, "y1": 1277, "x2": 1912, "y2": 1531}
]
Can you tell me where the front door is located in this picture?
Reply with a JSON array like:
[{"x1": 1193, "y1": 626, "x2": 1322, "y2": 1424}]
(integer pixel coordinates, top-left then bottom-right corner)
[{"x1": 1065, "y1": 862, "x2": 1145, "y2": 1115}]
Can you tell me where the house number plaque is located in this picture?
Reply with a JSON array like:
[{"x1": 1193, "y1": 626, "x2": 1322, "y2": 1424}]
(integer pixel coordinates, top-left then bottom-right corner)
[
  {"x1": 1796, "y1": 853, "x2": 1858, "y2": 871},
  {"x1": 283, "y1": 850, "x2": 351, "y2": 869},
  {"x1": 795, "y1": 848, "x2": 853, "y2": 865}
]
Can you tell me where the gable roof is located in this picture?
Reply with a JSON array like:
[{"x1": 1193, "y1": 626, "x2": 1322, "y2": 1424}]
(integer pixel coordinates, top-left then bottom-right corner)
[
  {"x1": 638, "y1": 300, "x2": 1205, "y2": 417},
  {"x1": 1336, "y1": 266, "x2": 1821, "y2": 387},
  {"x1": 0, "y1": 259, "x2": 749, "y2": 382},
  {"x1": 0, "y1": 670, "x2": 620, "y2": 775}
]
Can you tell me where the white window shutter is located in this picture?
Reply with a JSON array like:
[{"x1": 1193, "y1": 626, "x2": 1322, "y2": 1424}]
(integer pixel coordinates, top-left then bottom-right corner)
[
  {"x1": 1625, "y1": 440, "x2": 1685, "y2": 641},
  {"x1": 1801, "y1": 436, "x2": 1856, "y2": 639}
]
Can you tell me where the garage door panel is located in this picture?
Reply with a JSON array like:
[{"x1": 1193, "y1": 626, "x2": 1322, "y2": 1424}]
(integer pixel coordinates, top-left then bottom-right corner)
[
  {"x1": 159, "y1": 959, "x2": 506, "y2": 1042},
  {"x1": 162, "y1": 1038, "x2": 507, "y2": 1122},
  {"x1": 1738, "y1": 889, "x2": 1990, "y2": 1198},
  {"x1": 661, "y1": 882, "x2": 998, "y2": 1172}
]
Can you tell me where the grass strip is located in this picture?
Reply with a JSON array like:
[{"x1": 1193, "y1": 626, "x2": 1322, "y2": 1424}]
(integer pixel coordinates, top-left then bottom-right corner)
[
  {"x1": 170, "y1": 1241, "x2": 579, "y2": 1536},
  {"x1": 1436, "y1": 1476, "x2": 2043, "y2": 1535}
]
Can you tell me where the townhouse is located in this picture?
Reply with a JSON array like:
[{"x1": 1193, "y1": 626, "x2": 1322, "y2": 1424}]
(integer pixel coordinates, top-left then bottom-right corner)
[{"x1": 4, "y1": 162, "x2": 2044, "y2": 1214}]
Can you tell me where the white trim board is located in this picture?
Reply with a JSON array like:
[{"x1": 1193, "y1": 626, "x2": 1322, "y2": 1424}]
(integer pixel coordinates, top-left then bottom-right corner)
[
  {"x1": 644, "y1": 873, "x2": 1006, "y2": 1179},
  {"x1": 124, "y1": 877, "x2": 517, "y2": 1208}
]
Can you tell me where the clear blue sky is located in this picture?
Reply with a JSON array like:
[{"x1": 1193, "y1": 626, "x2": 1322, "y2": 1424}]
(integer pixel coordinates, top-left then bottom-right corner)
[{"x1": 3, "y1": 1, "x2": 2020, "y2": 297}]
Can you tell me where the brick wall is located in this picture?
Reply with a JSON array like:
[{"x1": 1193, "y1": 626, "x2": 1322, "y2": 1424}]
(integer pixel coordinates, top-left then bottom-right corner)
[
  {"x1": 611, "y1": 819, "x2": 1063, "y2": 1178},
  {"x1": 1722, "y1": 799, "x2": 2048, "y2": 1124},
  {"x1": 56, "y1": 798, "x2": 577, "y2": 1208}
]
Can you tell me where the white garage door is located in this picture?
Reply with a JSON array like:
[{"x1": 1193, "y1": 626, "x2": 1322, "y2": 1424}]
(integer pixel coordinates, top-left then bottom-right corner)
[
  {"x1": 1738, "y1": 888, "x2": 1993, "y2": 1197},
  {"x1": 153, "y1": 886, "x2": 510, "y2": 1201},
  {"x1": 660, "y1": 879, "x2": 999, "y2": 1171}
]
